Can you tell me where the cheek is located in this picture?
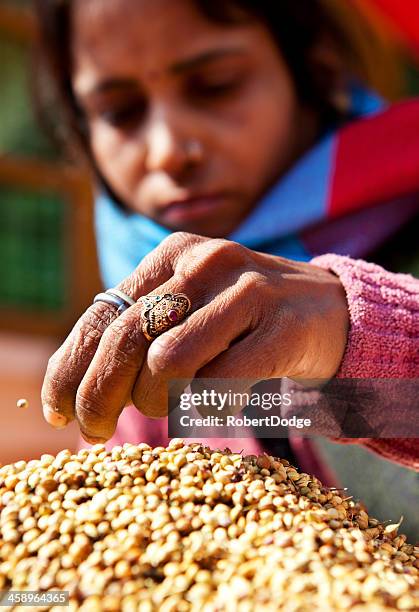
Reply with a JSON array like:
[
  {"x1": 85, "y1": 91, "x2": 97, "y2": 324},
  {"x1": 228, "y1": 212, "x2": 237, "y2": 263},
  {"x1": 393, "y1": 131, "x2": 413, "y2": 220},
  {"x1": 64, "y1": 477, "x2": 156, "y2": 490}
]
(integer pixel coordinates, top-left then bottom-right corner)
[
  {"x1": 209, "y1": 76, "x2": 298, "y2": 194},
  {"x1": 90, "y1": 126, "x2": 144, "y2": 197}
]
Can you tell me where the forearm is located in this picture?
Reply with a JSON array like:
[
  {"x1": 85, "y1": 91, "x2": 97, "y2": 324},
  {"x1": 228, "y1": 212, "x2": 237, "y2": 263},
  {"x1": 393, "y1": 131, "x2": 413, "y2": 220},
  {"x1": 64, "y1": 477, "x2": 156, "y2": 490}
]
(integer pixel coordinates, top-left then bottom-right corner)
[
  {"x1": 312, "y1": 254, "x2": 419, "y2": 378},
  {"x1": 312, "y1": 254, "x2": 419, "y2": 470}
]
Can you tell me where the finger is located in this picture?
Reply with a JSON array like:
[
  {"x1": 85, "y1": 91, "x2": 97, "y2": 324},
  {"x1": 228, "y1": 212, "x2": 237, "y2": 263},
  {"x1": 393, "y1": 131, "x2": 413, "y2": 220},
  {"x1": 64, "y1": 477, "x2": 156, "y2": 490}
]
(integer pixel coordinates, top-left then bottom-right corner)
[
  {"x1": 41, "y1": 233, "x2": 194, "y2": 430},
  {"x1": 197, "y1": 331, "x2": 268, "y2": 378},
  {"x1": 188, "y1": 334, "x2": 265, "y2": 418},
  {"x1": 132, "y1": 285, "x2": 255, "y2": 417},
  {"x1": 42, "y1": 303, "x2": 118, "y2": 427},
  {"x1": 118, "y1": 232, "x2": 204, "y2": 298},
  {"x1": 74, "y1": 304, "x2": 149, "y2": 442},
  {"x1": 189, "y1": 378, "x2": 257, "y2": 418},
  {"x1": 73, "y1": 270, "x2": 210, "y2": 440}
]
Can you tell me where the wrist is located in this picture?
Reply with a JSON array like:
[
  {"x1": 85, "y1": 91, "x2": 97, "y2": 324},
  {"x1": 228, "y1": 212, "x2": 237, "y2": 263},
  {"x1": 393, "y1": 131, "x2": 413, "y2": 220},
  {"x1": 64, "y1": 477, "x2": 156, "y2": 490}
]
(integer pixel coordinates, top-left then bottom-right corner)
[{"x1": 267, "y1": 258, "x2": 349, "y2": 380}]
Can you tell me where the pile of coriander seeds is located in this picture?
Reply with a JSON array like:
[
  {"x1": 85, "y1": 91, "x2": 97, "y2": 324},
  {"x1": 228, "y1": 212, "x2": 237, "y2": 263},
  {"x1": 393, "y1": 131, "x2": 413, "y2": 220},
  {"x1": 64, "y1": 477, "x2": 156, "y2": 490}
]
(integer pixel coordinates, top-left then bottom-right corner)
[{"x1": 0, "y1": 439, "x2": 418, "y2": 611}]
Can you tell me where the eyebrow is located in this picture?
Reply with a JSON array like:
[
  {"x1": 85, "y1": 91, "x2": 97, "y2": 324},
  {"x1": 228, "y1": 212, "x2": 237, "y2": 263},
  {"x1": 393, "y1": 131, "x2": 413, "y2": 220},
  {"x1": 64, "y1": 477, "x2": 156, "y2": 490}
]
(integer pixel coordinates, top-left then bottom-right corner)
[
  {"x1": 81, "y1": 46, "x2": 247, "y2": 97},
  {"x1": 170, "y1": 46, "x2": 247, "y2": 73}
]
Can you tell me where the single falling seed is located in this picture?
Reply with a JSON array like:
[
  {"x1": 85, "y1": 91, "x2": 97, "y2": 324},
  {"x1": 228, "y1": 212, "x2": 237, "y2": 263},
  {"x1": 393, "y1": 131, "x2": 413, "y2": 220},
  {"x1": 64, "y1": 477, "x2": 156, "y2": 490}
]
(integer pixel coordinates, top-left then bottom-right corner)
[{"x1": 16, "y1": 399, "x2": 29, "y2": 409}]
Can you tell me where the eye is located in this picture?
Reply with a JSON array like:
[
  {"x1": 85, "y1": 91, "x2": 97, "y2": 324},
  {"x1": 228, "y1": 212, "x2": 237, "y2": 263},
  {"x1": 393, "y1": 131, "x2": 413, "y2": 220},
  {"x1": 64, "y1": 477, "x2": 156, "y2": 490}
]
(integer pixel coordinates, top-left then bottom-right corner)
[
  {"x1": 99, "y1": 99, "x2": 147, "y2": 128},
  {"x1": 188, "y1": 75, "x2": 244, "y2": 100}
]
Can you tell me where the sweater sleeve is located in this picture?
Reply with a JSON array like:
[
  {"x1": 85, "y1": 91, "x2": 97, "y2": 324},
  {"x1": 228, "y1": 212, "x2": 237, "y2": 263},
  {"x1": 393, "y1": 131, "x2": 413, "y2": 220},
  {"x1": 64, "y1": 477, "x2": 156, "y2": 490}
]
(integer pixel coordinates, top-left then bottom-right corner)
[{"x1": 310, "y1": 254, "x2": 419, "y2": 470}]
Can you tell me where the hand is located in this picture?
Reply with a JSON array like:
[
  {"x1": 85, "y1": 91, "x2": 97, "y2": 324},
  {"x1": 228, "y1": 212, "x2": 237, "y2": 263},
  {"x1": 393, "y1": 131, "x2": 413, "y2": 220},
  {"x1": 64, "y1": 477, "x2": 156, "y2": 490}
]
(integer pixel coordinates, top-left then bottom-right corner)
[{"x1": 42, "y1": 232, "x2": 349, "y2": 442}]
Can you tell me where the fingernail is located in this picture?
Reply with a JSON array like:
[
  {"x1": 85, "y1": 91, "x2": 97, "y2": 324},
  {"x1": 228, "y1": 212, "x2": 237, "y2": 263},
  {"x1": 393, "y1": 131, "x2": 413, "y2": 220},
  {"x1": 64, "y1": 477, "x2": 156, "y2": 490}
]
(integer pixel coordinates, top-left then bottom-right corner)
[{"x1": 44, "y1": 407, "x2": 68, "y2": 429}]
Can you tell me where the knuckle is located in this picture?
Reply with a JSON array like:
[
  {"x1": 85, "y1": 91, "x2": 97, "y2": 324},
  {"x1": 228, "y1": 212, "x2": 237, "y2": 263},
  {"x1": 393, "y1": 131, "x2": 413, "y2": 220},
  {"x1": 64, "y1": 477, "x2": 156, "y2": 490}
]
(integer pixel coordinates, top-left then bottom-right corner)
[
  {"x1": 206, "y1": 239, "x2": 248, "y2": 266},
  {"x1": 240, "y1": 270, "x2": 271, "y2": 293},
  {"x1": 68, "y1": 306, "x2": 117, "y2": 366},
  {"x1": 231, "y1": 272, "x2": 276, "y2": 331},
  {"x1": 48, "y1": 305, "x2": 113, "y2": 374},
  {"x1": 220, "y1": 238, "x2": 247, "y2": 255},
  {"x1": 180, "y1": 239, "x2": 247, "y2": 274},
  {"x1": 130, "y1": 232, "x2": 206, "y2": 286},
  {"x1": 161, "y1": 231, "x2": 196, "y2": 254},
  {"x1": 167, "y1": 232, "x2": 208, "y2": 259},
  {"x1": 104, "y1": 345, "x2": 139, "y2": 376},
  {"x1": 127, "y1": 255, "x2": 170, "y2": 297},
  {"x1": 165, "y1": 230, "x2": 201, "y2": 245},
  {"x1": 102, "y1": 316, "x2": 144, "y2": 359},
  {"x1": 82, "y1": 304, "x2": 116, "y2": 337}
]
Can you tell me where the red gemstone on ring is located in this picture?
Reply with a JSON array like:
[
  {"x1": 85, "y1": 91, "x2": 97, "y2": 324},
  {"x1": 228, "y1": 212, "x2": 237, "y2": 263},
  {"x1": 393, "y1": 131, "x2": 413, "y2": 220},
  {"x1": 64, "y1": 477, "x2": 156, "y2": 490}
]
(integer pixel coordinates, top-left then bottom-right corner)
[{"x1": 168, "y1": 309, "x2": 179, "y2": 322}]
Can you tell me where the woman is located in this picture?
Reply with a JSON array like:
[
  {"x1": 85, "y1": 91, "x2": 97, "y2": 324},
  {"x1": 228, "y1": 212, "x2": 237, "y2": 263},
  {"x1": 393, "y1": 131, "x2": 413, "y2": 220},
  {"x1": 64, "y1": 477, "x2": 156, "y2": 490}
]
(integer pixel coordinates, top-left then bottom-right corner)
[{"x1": 35, "y1": 0, "x2": 419, "y2": 481}]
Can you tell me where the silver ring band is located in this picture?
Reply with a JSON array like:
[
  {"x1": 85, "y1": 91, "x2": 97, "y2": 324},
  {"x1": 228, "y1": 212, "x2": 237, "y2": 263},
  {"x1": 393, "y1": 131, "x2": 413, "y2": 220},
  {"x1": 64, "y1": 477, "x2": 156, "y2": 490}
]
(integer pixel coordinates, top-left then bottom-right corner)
[
  {"x1": 106, "y1": 288, "x2": 136, "y2": 306},
  {"x1": 93, "y1": 291, "x2": 132, "y2": 316}
]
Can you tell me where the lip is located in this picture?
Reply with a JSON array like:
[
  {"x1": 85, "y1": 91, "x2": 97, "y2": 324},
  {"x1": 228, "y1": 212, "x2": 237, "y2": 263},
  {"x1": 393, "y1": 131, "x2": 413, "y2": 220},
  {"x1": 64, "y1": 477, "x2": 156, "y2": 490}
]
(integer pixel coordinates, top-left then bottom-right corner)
[{"x1": 158, "y1": 193, "x2": 226, "y2": 223}]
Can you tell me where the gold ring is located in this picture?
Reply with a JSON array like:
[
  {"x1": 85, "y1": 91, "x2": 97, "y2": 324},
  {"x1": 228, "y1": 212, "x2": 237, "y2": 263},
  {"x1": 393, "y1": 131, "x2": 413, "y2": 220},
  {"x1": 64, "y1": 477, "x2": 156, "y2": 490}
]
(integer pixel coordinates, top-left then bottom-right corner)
[{"x1": 139, "y1": 293, "x2": 192, "y2": 341}]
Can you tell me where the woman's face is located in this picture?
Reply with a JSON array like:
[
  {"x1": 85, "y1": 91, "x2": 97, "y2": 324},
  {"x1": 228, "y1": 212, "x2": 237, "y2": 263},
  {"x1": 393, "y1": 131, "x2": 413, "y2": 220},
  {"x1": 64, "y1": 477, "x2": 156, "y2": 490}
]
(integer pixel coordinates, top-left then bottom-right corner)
[{"x1": 71, "y1": 0, "x2": 319, "y2": 237}]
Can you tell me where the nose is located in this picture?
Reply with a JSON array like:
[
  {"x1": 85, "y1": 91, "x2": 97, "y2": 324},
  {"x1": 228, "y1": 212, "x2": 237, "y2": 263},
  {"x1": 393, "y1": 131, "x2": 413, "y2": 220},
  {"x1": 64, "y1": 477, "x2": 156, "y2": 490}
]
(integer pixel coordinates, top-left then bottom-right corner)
[{"x1": 143, "y1": 104, "x2": 197, "y2": 176}]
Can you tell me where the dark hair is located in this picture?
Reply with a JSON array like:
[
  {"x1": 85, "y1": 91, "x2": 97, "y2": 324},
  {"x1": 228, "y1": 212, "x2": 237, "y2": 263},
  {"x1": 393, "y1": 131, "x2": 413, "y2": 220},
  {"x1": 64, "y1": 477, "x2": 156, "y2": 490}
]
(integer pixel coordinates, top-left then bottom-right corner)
[{"x1": 32, "y1": 0, "x2": 398, "y2": 162}]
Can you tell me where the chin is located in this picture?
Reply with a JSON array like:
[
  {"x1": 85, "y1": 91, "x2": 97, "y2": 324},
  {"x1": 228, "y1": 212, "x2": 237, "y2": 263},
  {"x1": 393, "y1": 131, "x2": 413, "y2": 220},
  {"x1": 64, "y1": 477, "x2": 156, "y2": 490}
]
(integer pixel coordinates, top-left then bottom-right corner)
[{"x1": 164, "y1": 218, "x2": 230, "y2": 238}]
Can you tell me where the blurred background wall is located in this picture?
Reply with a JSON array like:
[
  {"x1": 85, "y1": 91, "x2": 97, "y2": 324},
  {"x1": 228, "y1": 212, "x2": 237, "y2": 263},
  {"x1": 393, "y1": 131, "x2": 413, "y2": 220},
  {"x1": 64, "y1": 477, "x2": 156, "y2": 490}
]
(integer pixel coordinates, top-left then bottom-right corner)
[
  {"x1": 0, "y1": 0, "x2": 101, "y2": 463},
  {"x1": 0, "y1": 0, "x2": 418, "y2": 537}
]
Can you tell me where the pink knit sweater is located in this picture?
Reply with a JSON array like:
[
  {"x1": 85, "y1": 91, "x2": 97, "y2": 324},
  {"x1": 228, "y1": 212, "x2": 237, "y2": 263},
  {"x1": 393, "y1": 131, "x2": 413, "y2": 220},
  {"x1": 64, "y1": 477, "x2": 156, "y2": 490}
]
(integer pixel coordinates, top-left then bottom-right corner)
[
  {"x1": 311, "y1": 254, "x2": 419, "y2": 471},
  {"x1": 81, "y1": 255, "x2": 419, "y2": 476}
]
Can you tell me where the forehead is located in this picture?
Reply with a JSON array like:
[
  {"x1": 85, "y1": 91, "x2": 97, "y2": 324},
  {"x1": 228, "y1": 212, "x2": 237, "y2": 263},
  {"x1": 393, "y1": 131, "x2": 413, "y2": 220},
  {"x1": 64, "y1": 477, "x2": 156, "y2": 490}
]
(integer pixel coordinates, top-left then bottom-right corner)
[{"x1": 71, "y1": 0, "x2": 255, "y2": 88}]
